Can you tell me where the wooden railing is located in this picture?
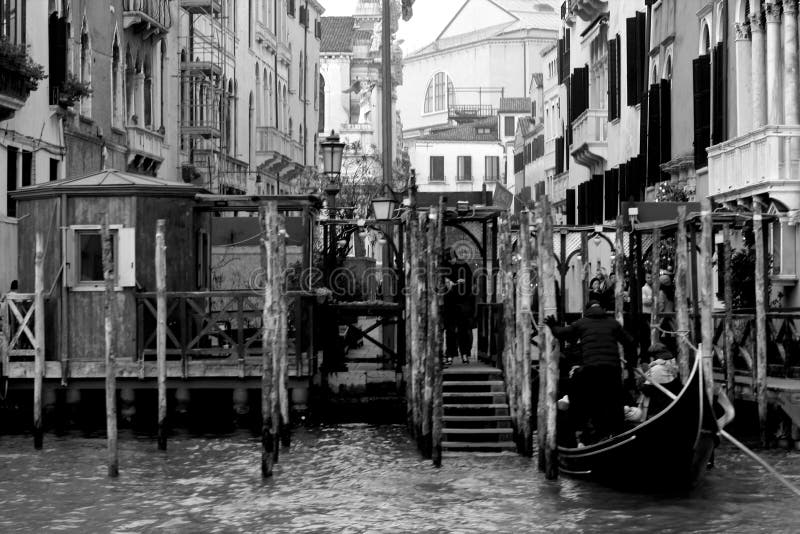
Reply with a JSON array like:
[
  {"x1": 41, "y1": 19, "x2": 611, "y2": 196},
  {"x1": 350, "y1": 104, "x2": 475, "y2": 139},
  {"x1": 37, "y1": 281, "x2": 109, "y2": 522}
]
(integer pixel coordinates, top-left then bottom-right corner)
[
  {"x1": 1, "y1": 293, "x2": 39, "y2": 363},
  {"x1": 135, "y1": 290, "x2": 318, "y2": 376}
]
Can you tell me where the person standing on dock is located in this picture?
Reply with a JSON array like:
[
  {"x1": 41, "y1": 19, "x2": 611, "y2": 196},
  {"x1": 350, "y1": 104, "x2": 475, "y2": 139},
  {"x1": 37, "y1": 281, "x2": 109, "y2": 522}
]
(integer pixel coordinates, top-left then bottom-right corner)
[
  {"x1": 545, "y1": 301, "x2": 637, "y2": 445},
  {"x1": 442, "y1": 247, "x2": 477, "y2": 366}
]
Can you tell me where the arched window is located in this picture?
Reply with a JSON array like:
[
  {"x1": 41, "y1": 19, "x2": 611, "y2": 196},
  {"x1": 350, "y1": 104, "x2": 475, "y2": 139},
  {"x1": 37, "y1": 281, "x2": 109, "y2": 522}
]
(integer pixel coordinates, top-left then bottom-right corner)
[
  {"x1": 126, "y1": 48, "x2": 135, "y2": 122},
  {"x1": 227, "y1": 79, "x2": 234, "y2": 154},
  {"x1": 112, "y1": 34, "x2": 121, "y2": 127},
  {"x1": 160, "y1": 40, "x2": 167, "y2": 131},
  {"x1": 249, "y1": 91, "x2": 254, "y2": 159},
  {"x1": 264, "y1": 68, "x2": 270, "y2": 126},
  {"x1": 255, "y1": 64, "x2": 261, "y2": 126},
  {"x1": 664, "y1": 55, "x2": 672, "y2": 81},
  {"x1": 144, "y1": 56, "x2": 152, "y2": 127},
  {"x1": 424, "y1": 72, "x2": 454, "y2": 114},
  {"x1": 80, "y1": 20, "x2": 92, "y2": 117},
  {"x1": 289, "y1": 118, "x2": 293, "y2": 138},
  {"x1": 701, "y1": 23, "x2": 711, "y2": 55},
  {"x1": 299, "y1": 51, "x2": 304, "y2": 97}
]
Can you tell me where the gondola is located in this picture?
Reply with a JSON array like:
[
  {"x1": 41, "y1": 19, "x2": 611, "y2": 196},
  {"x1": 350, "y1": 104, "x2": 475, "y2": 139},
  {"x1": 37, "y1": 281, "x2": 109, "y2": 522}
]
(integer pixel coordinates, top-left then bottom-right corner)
[{"x1": 557, "y1": 354, "x2": 723, "y2": 491}]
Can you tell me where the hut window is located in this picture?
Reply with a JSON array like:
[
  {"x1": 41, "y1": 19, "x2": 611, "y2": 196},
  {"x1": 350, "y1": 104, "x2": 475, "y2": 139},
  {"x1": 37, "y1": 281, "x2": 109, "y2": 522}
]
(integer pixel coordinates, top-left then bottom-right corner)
[
  {"x1": 78, "y1": 232, "x2": 111, "y2": 283},
  {"x1": 65, "y1": 226, "x2": 136, "y2": 288}
]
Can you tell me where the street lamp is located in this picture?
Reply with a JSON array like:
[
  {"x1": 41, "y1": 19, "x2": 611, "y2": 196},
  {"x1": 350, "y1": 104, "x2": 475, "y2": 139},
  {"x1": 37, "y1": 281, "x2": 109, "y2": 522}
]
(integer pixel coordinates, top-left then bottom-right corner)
[
  {"x1": 371, "y1": 184, "x2": 398, "y2": 220},
  {"x1": 320, "y1": 130, "x2": 345, "y2": 210}
]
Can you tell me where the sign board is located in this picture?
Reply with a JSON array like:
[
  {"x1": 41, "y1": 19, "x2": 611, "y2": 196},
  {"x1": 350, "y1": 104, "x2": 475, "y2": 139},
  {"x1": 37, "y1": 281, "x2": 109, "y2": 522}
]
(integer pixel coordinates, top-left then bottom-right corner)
[
  {"x1": 621, "y1": 201, "x2": 701, "y2": 226},
  {"x1": 492, "y1": 183, "x2": 514, "y2": 210}
]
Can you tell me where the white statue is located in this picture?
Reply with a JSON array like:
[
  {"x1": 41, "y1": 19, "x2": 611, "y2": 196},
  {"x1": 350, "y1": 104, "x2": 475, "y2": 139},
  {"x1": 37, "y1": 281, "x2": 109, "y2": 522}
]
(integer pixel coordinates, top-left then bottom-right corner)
[{"x1": 358, "y1": 81, "x2": 376, "y2": 124}]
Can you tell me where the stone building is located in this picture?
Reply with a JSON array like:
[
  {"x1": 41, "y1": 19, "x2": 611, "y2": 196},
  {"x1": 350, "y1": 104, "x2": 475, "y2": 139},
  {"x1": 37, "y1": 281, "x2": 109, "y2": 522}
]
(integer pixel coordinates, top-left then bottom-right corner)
[
  {"x1": 0, "y1": 0, "x2": 324, "y2": 288},
  {"x1": 398, "y1": 0, "x2": 560, "y2": 202}
]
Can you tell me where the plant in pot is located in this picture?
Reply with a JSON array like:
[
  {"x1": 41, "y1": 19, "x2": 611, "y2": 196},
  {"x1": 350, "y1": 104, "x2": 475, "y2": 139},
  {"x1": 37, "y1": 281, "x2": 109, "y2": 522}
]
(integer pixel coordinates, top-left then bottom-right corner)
[
  {"x1": 57, "y1": 73, "x2": 92, "y2": 108},
  {"x1": 0, "y1": 38, "x2": 46, "y2": 95}
]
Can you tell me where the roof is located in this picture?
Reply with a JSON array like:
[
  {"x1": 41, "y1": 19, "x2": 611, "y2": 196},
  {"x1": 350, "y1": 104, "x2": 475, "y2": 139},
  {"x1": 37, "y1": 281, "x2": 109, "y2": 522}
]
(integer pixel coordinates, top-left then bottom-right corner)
[
  {"x1": 10, "y1": 169, "x2": 206, "y2": 199},
  {"x1": 499, "y1": 97, "x2": 530, "y2": 113},
  {"x1": 321, "y1": 16, "x2": 355, "y2": 53},
  {"x1": 416, "y1": 117, "x2": 499, "y2": 142},
  {"x1": 408, "y1": 0, "x2": 559, "y2": 58}
]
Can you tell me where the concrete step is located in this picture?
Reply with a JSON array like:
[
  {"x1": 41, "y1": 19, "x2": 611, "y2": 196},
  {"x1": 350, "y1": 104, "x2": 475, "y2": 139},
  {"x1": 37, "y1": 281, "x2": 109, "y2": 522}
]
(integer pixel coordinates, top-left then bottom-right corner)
[
  {"x1": 442, "y1": 428, "x2": 513, "y2": 435},
  {"x1": 442, "y1": 415, "x2": 512, "y2": 422},
  {"x1": 442, "y1": 380, "x2": 505, "y2": 387},
  {"x1": 443, "y1": 365, "x2": 502, "y2": 375},
  {"x1": 442, "y1": 441, "x2": 516, "y2": 452},
  {"x1": 443, "y1": 403, "x2": 509, "y2": 410},
  {"x1": 442, "y1": 391, "x2": 506, "y2": 398}
]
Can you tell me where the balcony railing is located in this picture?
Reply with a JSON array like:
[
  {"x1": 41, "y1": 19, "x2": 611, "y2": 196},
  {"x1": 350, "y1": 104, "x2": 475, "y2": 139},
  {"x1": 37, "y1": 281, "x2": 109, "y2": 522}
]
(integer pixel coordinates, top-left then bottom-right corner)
[
  {"x1": 448, "y1": 104, "x2": 495, "y2": 123},
  {"x1": 127, "y1": 125, "x2": 165, "y2": 160},
  {"x1": 707, "y1": 125, "x2": 800, "y2": 199},
  {"x1": 0, "y1": 68, "x2": 31, "y2": 121},
  {"x1": 180, "y1": 0, "x2": 222, "y2": 15},
  {"x1": 123, "y1": 0, "x2": 172, "y2": 35},
  {"x1": 570, "y1": 108, "x2": 608, "y2": 169},
  {"x1": 256, "y1": 126, "x2": 304, "y2": 164}
]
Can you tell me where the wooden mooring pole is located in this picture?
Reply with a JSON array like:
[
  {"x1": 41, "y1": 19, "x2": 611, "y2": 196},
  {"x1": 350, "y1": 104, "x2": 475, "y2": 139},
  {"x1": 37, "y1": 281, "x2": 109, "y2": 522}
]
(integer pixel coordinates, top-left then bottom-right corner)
[
  {"x1": 539, "y1": 197, "x2": 558, "y2": 479},
  {"x1": 421, "y1": 210, "x2": 432, "y2": 458},
  {"x1": 753, "y1": 201, "x2": 769, "y2": 447},
  {"x1": 675, "y1": 207, "x2": 691, "y2": 381},
  {"x1": 415, "y1": 211, "x2": 428, "y2": 450},
  {"x1": 429, "y1": 203, "x2": 444, "y2": 467},
  {"x1": 33, "y1": 232, "x2": 44, "y2": 450},
  {"x1": 277, "y1": 219, "x2": 290, "y2": 449},
  {"x1": 259, "y1": 203, "x2": 276, "y2": 477},
  {"x1": 722, "y1": 223, "x2": 735, "y2": 402},
  {"x1": 699, "y1": 200, "x2": 715, "y2": 404},
  {"x1": 102, "y1": 218, "x2": 119, "y2": 477},
  {"x1": 649, "y1": 228, "x2": 662, "y2": 347},
  {"x1": 155, "y1": 219, "x2": 167, "y2": 451},
  {"x1": 517, "y1": 210, "x2": 533, "y2": 457}
]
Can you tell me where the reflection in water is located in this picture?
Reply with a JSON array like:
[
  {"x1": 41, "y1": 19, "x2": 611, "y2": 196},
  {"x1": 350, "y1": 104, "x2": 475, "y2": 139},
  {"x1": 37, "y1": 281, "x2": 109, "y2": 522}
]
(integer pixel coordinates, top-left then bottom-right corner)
[{"x1": 0, "y1": 425, "x2": 798, "y2": 533}]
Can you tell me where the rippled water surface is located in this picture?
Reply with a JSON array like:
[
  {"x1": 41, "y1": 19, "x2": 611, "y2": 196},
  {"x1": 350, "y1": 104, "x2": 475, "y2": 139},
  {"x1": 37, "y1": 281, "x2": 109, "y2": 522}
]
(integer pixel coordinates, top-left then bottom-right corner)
[{"x1": 1, "y1": 425, "x2": 799, "y2": 533}]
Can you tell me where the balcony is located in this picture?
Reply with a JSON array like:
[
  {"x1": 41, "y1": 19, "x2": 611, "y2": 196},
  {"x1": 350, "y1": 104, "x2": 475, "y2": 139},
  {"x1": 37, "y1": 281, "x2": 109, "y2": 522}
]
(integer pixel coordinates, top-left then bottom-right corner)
[
  {"x1": 0, "y1": 68, "x2": 31, "y2": 121},
  {"x1": 278, "y1": 43, "x2": 292, "y2": 66},
  {"x1": 448, "y1": 104, "x2": 496, "y2": 124},
  {"x1": 126, "y1": 125, "x2": 165, "y2": 175},
  {"x1": 256, "y1": 126, "x2": 304, "y2": 173},
  {"x1": 707, "y1": 125, "x2": 800, "y2": 207},
  {"x1": 570, "y1": 108, "x2": 607, "y2": 171},
  {"x1": 123, "y1": 0, "x2": 172, "y2": 38},
  {"x1": 569, "y1": 0, "x2": 608, "y2": 22},
  {"x1": 255, "y1": 21, "x2": 277, "y2": 52},
  {"x1": 180, "y1": 0, "x2": 222, "y2": 15}
]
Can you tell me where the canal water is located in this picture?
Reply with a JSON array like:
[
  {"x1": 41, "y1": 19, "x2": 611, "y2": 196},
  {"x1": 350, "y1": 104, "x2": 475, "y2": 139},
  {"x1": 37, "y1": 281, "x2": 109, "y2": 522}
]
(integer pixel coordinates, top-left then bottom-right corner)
[{"x1": 1, "y1": 425, "x2": 799, "y2": 533}]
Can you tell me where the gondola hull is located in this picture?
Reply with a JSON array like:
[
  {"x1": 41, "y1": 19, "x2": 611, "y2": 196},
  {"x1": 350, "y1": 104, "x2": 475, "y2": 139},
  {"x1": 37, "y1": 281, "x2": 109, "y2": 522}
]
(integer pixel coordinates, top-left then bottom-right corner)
[{"x1": 558, "y1": 358, "x2": 718, "y2": 491}]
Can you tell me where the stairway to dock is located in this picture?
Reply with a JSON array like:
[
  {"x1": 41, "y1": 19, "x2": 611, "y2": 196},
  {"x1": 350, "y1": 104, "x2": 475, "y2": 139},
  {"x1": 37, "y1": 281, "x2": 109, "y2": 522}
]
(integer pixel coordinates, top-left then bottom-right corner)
[{"x1": 442, "y1": 363, "x2": 515, "y2": 453}]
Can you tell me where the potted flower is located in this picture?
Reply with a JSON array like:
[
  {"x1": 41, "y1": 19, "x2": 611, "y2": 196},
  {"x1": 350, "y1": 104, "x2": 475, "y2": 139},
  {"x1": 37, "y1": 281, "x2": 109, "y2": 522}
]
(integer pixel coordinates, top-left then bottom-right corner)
[
  {"x1": 57, "y1": 73, "x2": 92, "y2": 108},
  {"x1": 0, "y1": 37, "x2": 46, "y2": 95}
]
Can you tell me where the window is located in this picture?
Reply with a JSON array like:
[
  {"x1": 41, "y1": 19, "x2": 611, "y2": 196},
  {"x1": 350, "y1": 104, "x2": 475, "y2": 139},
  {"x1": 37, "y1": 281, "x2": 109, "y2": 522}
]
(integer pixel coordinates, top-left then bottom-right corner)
[
  {"x1": 504, "y1": 116, "x2": 516, "y2": 137},
  {"x1": 770, "y1": 220, "x2": 782, "y2": 274},
  {"x1": 429, "y1": 156, "x2": 444, "y2": 182},
  {"x1": 50, "y1": 158, "x2": 59, "y2": 181},
  {"x1": 457, "y1": 156, "x2": 472, "y2": 181},
  {"x1": 589, "y1": 23, "x2": 608, "y2": 109},
  {"x1": 485, "y1": 156, "x2": 500, "y2": 181},
  {"x1": 287, "y1": 0, "x2": 295, "y2": 17},
  {"x1": 65, "y1": 226, "x2": 136, "y2": 288},
  {"x1": 0, "y1": 0, "x2": 25, "y2": 44},
  {"x1": 423, "y1": 72, "x2": 454, "y2": 114},
  {"x1": 5, "y1": 146, "x2": 17, "y2": 217},
  {"x1": 80, "y1": 21, "x2": 92, "y2": 118},
  {"x1": 20, "y1": 149, "x2": 31, "y2": 187}
]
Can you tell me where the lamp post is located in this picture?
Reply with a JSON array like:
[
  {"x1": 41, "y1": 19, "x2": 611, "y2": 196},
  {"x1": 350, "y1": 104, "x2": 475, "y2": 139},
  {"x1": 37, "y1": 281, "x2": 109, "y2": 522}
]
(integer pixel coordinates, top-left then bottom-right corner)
[{"x1": 320, "y1": 131, "x2": 345, "y2": 269}]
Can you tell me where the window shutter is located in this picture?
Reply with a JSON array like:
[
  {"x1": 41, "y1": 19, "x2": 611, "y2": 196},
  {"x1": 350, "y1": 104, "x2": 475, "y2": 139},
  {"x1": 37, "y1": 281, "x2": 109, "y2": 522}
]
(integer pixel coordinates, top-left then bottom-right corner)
[
  {"x1": 647, "y1": 83, "x2": 661, "y2": 185},
  {"x1": 557, "y1": 38, "x2": 564, "y2": 84},
  {"x1": 577, "y1": 182, "x2": 585, "y2": 225},
  {"x1": 566, "y1": 188, "x2": 576, "y2": 225},
  {"x1": 64, "y1": 227, "x2": 76, "y2": 288},
  {"x1": 626, "y1": 16, "x2": 639, "y2": 106},
  {"x1": 591, "y1": 175, "x2": 604, "y2": 223},
  {"x1": 712, "y1": 43, "x2": 725, "y2": 144},
  {"x1": 693, "y1": 54, "x2": 711, "y2": 169},
  {"x1": 555, "y1": 136, "x2": 564, "y2": 174},
  {"x1": 571, "y1": 66, "x2": 589, "y2": 122},
  {"x1": 636, "y1": 12, "x2": 647, "y2": 98},
  {"x1": 608, "y1": 36, "x2": 617, "y2": 120},
  {"x1": 118, "y1": 228, "x2": 136, "y2": 288},
  {"x1": 615, "y1": 34, "x2": 621, "y2": 116},
  {"x1": 660, "y1": 79, "x2": 671, "y2": 176},
  {"x1": 604, "y1": 170, "x2": 618, "y2": 221}
]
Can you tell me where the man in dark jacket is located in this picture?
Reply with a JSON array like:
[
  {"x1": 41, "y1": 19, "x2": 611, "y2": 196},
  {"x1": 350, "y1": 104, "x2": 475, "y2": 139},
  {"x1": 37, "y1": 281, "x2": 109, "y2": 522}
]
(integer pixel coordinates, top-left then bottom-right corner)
[
  {"x1": 544, "y1": 301, "x2": 636, "y2": 444},
  {"x1": 442, "y1": 248, "x2": 477, "y2": 365}
]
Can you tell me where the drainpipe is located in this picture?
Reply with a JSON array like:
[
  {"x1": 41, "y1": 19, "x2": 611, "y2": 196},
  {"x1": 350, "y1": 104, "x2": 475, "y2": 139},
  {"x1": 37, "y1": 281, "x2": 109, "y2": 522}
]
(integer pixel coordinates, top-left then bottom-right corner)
[{"x1": 303, "y1": 0, "x2": 308, "y2": 166}]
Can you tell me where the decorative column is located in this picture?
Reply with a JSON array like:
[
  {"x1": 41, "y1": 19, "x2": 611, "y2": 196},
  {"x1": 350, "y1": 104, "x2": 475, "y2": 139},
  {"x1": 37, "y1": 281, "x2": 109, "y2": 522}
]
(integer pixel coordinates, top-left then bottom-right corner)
[
  {"x1": 135, "y1": 70, "x2": 146, "y2": 127},
  {"x1": 785, "y1": 0, "x2": 800, "y2": 163},
  {"x1": 751, "y1": 3, "x2": 768, "y2": 128},
  {"x1": 766, "y1": 0, "x2": 783, "y2": 125},
  {"x1": 736, "y1": 22, "x2": 753, "y2": 135}
]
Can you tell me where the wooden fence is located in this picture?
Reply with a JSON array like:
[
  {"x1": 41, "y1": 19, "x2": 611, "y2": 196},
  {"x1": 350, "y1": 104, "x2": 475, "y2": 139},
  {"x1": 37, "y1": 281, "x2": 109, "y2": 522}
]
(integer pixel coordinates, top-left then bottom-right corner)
[{"x1": 1, "y1": 293, "x2": 40, "y2": 363}]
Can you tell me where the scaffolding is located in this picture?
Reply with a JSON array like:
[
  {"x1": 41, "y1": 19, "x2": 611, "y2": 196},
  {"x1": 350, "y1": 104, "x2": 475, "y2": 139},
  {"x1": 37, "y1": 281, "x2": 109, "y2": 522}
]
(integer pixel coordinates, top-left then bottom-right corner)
[{"x1": 178, "y1": 0, "x2": 244, "y2": 194}]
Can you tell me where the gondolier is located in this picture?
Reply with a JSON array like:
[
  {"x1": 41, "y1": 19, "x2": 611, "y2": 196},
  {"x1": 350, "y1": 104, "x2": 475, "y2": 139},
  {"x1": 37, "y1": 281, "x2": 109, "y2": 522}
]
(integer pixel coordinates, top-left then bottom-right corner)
[{"x1": 544, "y1": 301, "x2": 636, "y2": 445}]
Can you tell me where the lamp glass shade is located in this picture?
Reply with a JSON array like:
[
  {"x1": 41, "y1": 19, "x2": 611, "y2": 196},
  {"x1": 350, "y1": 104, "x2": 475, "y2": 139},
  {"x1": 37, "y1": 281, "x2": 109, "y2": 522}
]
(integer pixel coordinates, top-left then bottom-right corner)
[
  {"x1": 321, "y1": 132, "x2": 345, "y2": 176},
  {"x1": 372, "y1": 196, "x2": 397, "y2": 220}
]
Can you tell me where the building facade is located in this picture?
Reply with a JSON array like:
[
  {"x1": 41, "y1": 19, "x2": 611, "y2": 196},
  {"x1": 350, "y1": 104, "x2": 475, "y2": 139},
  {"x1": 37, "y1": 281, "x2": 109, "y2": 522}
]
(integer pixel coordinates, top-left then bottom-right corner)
[
  {"x1": 0, "y1": 0, "x2": 323, "y2": 289},
  {"x1": 319, "y1": 0, "x2": 404, "y2": 198},
  {"x1": 399, "y1": 0, "x2": 560, "y2": 201}
]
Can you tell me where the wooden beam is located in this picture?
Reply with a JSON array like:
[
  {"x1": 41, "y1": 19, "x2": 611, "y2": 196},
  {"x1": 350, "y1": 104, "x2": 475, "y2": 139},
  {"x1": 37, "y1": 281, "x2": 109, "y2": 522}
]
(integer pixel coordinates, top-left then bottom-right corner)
[
  {"x1": 102, "y1": 218, "x2": 119, "y2": 477},
  {"x1": 156, "y1": 219, "x2": 167, "y2": 451},
  {"x1": 675, "y1": 206, "x2": 691, "y2": 381},
  {"x1": 540, "y1": 197, "x2": 558, "y2": 480},
  {"x1": 33, "y1": 233, "x2": 44, "y2": 451},
  {"x1": 517, "y1": 210, "x2": 533, "y2": 458},
  {"x1": 699, "y1": 200, "x2": 715, "y2": 405},
  {"x1": 260, "y1": 203, "x2": 275, "y2": 477},
  {"x1": 649, "y1": 228, "x2": 662, "y2": 347},
  {"x1": 723, "y1": 223, "x2": 735, "y2": 402},
  {"x1": 753, "y1": 201, "x2": 769, "y2": 447}
]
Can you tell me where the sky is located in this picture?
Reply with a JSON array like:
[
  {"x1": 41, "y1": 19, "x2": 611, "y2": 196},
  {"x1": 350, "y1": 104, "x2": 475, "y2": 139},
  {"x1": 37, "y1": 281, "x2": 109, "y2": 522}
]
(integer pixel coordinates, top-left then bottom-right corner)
[{"x1": 318, "y1": 0, "x2": 465, "y2": 55}]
